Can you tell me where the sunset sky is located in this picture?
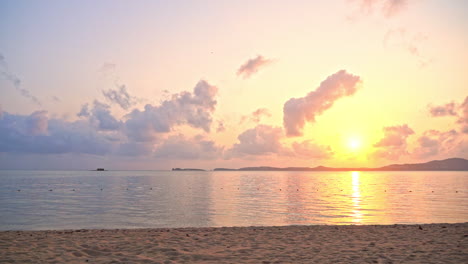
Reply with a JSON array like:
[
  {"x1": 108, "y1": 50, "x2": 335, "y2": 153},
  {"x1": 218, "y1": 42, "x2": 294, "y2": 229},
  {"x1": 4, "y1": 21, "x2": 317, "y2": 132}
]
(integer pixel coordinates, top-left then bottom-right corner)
[{"x1": 0, "y1": 0, "x2": 467, "y2": 170}]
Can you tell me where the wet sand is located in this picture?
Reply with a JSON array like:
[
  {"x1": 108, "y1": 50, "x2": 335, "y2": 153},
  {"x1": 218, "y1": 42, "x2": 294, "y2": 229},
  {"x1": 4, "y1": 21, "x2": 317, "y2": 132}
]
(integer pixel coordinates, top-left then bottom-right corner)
[{"x1": 0, "y1": 223, "x2": 467, "y2": 263}]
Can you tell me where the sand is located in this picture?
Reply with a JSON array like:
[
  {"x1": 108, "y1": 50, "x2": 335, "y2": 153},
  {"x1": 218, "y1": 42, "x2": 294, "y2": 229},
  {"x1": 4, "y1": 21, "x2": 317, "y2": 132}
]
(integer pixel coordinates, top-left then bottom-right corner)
[{"x1": 0, "y1": 223, "x2": 467, "y2": 264}]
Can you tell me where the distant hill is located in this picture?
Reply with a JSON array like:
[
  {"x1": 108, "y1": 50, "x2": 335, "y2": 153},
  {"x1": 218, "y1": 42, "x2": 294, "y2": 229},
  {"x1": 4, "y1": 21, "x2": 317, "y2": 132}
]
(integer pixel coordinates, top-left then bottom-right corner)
[
  {"x1": 378, "y1": 158, "x2": 468, "y2": 171},
  {"x1": 213, "y1": 158, "x2": 468, "y2": 171}
]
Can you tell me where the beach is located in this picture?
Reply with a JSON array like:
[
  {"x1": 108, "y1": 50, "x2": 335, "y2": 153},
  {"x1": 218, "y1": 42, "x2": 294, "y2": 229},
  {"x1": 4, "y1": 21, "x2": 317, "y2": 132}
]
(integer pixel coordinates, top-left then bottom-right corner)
[{"x1": 1, "y1": 223, "x2": 467, "y2": 263}]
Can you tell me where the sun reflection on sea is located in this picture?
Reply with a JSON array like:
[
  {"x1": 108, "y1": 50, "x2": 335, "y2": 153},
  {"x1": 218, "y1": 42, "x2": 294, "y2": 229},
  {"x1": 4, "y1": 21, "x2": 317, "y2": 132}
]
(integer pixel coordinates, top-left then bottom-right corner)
[{"x1": 351, "y1": 171, "x2": 363, "y2": 223}]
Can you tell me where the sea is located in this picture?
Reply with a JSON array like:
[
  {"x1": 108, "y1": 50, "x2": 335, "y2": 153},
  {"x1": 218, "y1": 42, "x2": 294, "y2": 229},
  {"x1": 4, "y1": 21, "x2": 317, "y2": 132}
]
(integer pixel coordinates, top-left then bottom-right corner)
[{"x1": 0, "y1": 170, "x2": 466, "y2": 231}]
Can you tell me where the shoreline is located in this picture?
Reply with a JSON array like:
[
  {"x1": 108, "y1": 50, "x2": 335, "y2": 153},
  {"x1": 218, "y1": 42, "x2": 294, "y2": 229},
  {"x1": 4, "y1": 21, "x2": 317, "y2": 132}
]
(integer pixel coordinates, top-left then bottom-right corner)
[{"x1": 1, "y1": 223, "x2": 467, "y2": 263}]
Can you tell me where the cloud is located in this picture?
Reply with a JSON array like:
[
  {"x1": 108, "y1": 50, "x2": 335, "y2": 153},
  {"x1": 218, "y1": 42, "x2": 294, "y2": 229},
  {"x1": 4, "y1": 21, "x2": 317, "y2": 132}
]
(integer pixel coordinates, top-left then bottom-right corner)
[
  {"x1": 78, "y1": 101, "x2": 121, "y2": 131},
  {"x1": 374, "y1": 124, "x2": 414, "y2": 147},
  {"x1": 412, "y1": 129, "x2": 463, "y2": 159},
  {"x1": 26, "y1": 111, "x2": 48, "y2": 135},
  {"x1": 291, "y1": 140, "x2": 334, "y2": 159},
  {"x1": 125, "y1": 80, "x2": 218, "y2": 142},
  {"x1": 372, "y1": 124, "x2": 414, "y2": 160},
  {"x1": 153, "y1": 134, "x2": 223, "y2": 160},
  {"x1": 116, "y1": 142, "x2": 154, "y2": 156},
  {"x1": 99, "y1": 62, "x2": 117, "y2": 74},
  {"x1": 0, "y1": 111, "x2": 113, "y2": 155},
  {"x1": 283, "y1": 70, "x2": 361, "y2": 137},
  {"x1": 240, "y1": 108, "x2": 272, "y2": 124},
  {"x1": 458, "y1": 96, "x2": 468, "y2": 134},
  {"x1": 0, "y1": 53, "x2": 41, "y2": 106},
  {"x1": 349, "y1": 0, "x2": 408, "y2": 18},
  {"x1": 237, "y1": 55, "x2": 272, "y2": 79},
  {"x1": 429, "y1": 96, "x2": 468, "y2": 133},
  {"x1": 51, "y1": 96, "x2": 61, "y2": 102},
  {"x1": 216, "y1": 120, "x2": 226, "y2": 133},
  {"x1": 382, "y1": 0, "x2": 408, "y2": 18},
  {"x1": 227, "y1": 125, "x2": 284, "y2": 157},
  {"x1": 0, "y1": 80, "x2": 221, "y2": 160},
  {"x1": 428, "y1": 102, "x2": 457, "y2": 117},
  {"x1": 251, "y1": 108, "x2": 271, "y2": 123},
  {"x1": 383, "y1": 28, "x2": 431, "y2": 67},
  {"x1": 102, "y1": 85, "x2": 136, "y2": 110}
]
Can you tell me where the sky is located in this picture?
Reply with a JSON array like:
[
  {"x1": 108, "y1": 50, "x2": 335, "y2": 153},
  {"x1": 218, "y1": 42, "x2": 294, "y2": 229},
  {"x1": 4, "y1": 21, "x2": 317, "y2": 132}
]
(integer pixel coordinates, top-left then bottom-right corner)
[{"x1": 0, "y1": 0, "x2": 467, "y2": 170}]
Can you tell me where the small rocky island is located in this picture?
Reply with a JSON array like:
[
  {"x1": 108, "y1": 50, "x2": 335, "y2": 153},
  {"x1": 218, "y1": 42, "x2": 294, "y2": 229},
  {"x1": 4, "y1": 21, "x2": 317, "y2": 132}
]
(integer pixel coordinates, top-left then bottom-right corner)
[{"x1": 172, "y1": 168, "x2": 205, "y2": 171}]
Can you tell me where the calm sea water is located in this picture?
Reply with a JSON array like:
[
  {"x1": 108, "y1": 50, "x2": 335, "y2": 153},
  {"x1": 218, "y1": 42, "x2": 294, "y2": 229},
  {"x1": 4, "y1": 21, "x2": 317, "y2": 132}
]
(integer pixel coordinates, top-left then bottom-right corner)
[{"x1": 0, "y1": 170, "x2": 466, "y2": 230}]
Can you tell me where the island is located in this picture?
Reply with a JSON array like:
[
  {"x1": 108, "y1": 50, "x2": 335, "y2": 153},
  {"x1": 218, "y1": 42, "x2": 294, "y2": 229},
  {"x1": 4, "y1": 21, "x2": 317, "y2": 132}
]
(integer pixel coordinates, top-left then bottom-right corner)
[
  {"x1": 172, "y1": 168, "x2": 206, "y2": 171},
  {"x1": 214, "y1": 158, "x2": 468, "y2": 171}
]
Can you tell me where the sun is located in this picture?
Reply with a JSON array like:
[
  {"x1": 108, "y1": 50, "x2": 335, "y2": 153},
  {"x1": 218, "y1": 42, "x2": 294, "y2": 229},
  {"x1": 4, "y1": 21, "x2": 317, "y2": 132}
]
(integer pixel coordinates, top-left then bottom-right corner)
[{"x1": 347, "y1": 137, "x2": 362, "y2": 151}]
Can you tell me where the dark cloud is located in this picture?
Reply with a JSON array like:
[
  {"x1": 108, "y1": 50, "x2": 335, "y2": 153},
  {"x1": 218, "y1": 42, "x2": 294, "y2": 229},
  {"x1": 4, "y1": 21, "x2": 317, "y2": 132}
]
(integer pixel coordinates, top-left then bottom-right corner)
[
  {"x1": 1, "y1": 80, "x2": 221, "y2": 160},
  {"x1": 116, "y1": 142, "x2": 154, "y2": 156},
  {"x1": 125, "y1": 80, "x2": 218, "y2": 142},
  {"x1": 153, "y1": 134, "x2": 223, "y2": 160},
  {"x1": 103, "y1": 85, "x2": 135, "y2": 110},
  {"x1": 283, "y1": 70, "x2": 361, "y2": 137},
  {"x1": 0, "y1": 111, "x2": 113, "y2": 155},
  {"x1": 0, "y1": 54, "x2": 41, "y2": 106},
  {"x1": 227, "y1": 125, "x2": 284, "y2": 157},
  {"x1": 237, "y1": 55, "x2": 272, "y2": 79},
  {"x1": 372, "y1": 124, "x2": 414, "y2": 160},
  {"x1": 26, "y1": 111, "x2": 48, "y2": 135}
]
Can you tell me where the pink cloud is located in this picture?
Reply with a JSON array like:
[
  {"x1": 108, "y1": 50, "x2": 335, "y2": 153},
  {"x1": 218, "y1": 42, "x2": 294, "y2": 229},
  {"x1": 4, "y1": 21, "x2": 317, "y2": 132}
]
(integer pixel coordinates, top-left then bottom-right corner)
[
  {"x1": 382, "y1": 0, "x2": 408, "y2": 18},
  {"x1": 429, "y1": 96, "x2": 468, "y2": 133},
  {"x1": 413, "y1": 129, "x2": 462, "y2": 159},
  {"x1": 372, "y1": 124, "x2": 414, "y2": 160},
  {"x1": 458, "y1": 96, "x2": 468, "y2": 134},
  {"x1": 240, "y1": 108, "x2": 272, "y2": 124},
  {"x1": 428, "y1": 102, "x2": 457, "y2": 117},
  {"x1": 283, "y1": 70, "x2": 361, "y2": 137},
  {"x1": 291, "y1": 140, "x2": 334, "y2": 159},
  {"x1": 227, "y1": 125, "x2": 284, "y2": 157},
  {"x1": 237, "y1": 55, "x2": 272, "y2": 79},
  {"x1": 349, "y1": 0, "x2": 408, "y2": 18}
]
